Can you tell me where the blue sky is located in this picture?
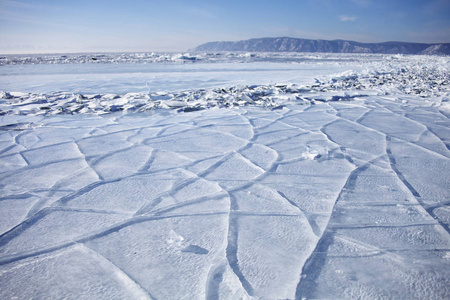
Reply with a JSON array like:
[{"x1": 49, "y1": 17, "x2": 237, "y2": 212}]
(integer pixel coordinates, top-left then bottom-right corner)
[{"x1": 1, "y1": 0, "x2": 449, "y2": 53}]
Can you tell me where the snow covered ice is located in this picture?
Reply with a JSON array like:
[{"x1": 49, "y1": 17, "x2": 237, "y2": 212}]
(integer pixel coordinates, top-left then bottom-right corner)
[{"x1": 0, "y1": 52, "x2": 449, "y2": 299}]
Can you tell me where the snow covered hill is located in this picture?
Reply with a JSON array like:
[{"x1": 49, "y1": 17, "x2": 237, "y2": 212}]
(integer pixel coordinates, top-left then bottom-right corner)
[{"x1": 193, "y1": 37, "x2": 450, "y2": 55}]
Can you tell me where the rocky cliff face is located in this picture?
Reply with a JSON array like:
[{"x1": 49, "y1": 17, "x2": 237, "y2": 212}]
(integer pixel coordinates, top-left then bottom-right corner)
[{"x1": 192, "y1": 37, "x2": 450, "y2": 55}]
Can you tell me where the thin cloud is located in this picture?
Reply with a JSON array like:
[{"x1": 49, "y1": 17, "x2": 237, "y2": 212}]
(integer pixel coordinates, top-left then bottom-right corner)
[
  {"x1": 0, "y1": 0, "x2": 35, "y2": 9},
  {"x1": 0, "y1": 0, "x2": 59, "y2": 10},
  {"x1": 339, "y1": 15, "x2": 357, "y2": 22}
]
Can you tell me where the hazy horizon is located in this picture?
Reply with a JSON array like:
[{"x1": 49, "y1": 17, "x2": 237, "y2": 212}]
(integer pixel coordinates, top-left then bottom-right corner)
[{"x1": 1, "y1": 0, "x2": 450, "y2": 54}]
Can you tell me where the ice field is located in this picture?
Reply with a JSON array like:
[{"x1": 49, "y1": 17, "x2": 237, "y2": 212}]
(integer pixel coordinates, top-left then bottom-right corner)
[{"x1": 0, "y1": 53, "x2": 449, "y2": 299}]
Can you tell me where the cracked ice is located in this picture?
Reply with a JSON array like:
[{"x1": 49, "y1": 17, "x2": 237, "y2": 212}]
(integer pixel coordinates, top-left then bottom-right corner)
[{"x1": 0, "y1": 53, "x2": 449, "y2": 299}]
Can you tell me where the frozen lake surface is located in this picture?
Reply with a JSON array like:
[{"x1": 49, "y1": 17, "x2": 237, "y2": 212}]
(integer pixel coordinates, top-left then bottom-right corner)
[
  {"x1": 0, "y1": 53, "x2": 449, "y2": 299},
  {"x1": 1, "y1": 54, "x2": 369, "y2": 94}
]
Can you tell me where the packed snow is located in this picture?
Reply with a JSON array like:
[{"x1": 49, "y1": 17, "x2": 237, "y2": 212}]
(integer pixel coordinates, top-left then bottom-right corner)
[{"x1": 0, "y1": 52, "x2": 449, "y2": 299}]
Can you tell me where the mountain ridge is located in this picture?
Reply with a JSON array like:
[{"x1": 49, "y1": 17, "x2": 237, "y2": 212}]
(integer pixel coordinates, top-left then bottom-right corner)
[{"x1": 192, "y1": 37, "x2": 450, "y2": 55}]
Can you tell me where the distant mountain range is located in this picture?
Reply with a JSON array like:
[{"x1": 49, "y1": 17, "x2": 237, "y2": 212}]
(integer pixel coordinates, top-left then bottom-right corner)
[{"x1": 192, "y1": 37, "x2": 450, "y2": 55}]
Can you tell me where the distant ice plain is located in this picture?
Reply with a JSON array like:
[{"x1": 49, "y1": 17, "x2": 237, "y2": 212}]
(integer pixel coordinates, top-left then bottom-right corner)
[{"x1": 0, "y1": 59, "x2": 362, "y2": 94}]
